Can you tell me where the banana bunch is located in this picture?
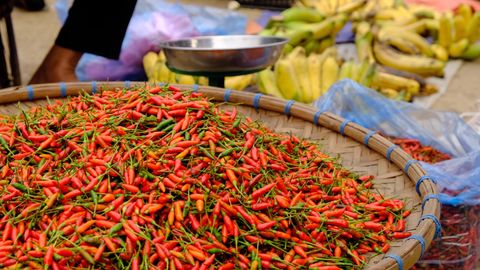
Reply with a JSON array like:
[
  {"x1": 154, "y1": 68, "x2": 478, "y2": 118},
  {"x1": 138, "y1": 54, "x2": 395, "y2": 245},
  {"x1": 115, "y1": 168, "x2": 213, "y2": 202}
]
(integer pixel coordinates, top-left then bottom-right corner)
[
  {"x1": 298, "y1": 0, "x2": 367, "y2": 16},
  {"x1": 257, "y1": 47, "x2": 339, "y2": 103},
  {"x1": 339, "y1": 60, "x2": 438, "y2": 101},
  {"x1": 142, "y1": 51, "x2": 255, "y2": 91},
  {"x1": 435, "y1": 5, "x2": 480, "y2": 60},
  {"x1": 260, "y1": 7, "x2": 348, "y2": 55},
  {"x1": 348, "y1": 2, "x2": 480, "y2": 78}
]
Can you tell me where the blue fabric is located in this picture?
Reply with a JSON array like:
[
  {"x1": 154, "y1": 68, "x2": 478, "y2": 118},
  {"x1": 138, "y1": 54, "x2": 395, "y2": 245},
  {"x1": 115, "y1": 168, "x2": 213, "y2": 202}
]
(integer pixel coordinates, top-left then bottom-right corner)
[{"x1": 314, "y1": 80, "x2": 480, "y2": 206}]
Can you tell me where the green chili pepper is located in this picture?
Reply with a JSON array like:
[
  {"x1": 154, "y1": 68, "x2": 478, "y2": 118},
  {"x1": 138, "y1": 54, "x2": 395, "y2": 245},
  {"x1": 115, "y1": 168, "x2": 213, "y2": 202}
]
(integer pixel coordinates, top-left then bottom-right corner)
[
  {"x1": 199, "y1": 147, "x2": 215, "y2": 160},
  {"x1": 154, "y1": 118, "x2": 175, "y2": 131},
  {"x1": 109, "y1": 223, "x2": 123, "y2": 235},
  {"x1": 12, "y1": 183, "x2": 28, "y2": 193},
  {"x1": 207, "y1": 248, "x2": 223, "y2": 254},
  {"x1": 232, "y1": 118, "x2": 241, "y2": 128}
]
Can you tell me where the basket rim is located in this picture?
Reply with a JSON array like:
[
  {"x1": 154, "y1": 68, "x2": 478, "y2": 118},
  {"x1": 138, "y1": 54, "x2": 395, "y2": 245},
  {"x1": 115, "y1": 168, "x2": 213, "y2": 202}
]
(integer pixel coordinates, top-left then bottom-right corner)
[{"x1": 0, "y1": 81, "x2": 441, "y2": 269}]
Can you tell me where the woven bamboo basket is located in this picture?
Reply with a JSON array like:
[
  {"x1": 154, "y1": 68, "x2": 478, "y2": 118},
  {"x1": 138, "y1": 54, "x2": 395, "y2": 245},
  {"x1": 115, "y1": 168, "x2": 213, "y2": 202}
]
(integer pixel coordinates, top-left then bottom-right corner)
[{"x1": 0, "y1": 82, "x2": 441, "y2": 270}]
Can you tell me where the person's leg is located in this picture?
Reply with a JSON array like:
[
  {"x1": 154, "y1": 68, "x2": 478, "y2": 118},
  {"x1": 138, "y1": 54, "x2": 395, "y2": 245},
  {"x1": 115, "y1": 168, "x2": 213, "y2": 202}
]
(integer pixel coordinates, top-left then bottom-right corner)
[{"x1": 29, "y1": 45, "x2": 82, "y2": 84}]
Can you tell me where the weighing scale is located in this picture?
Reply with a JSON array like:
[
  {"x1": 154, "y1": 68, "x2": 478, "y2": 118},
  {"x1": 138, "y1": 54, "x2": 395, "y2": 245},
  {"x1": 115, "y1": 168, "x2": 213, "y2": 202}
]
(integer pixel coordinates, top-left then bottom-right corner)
[{"x1": 159, "y1": 35, "x2": 288, "y2": 88}]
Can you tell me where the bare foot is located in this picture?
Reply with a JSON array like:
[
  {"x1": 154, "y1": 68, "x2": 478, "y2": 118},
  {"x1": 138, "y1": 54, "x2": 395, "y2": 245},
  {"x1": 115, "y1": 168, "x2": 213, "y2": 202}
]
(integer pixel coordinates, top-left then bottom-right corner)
[{"x1": 29, "y1": 45, "x2": 83, "y2": 84}]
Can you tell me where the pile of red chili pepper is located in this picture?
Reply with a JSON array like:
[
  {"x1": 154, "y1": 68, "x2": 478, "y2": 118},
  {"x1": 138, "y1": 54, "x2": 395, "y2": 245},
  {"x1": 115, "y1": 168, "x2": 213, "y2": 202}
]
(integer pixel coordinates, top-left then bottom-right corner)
[
  {"x1": 385, "y1": 135, "x2": 480, "y2": 270},
  {"x1": 0, "y1": 85, "x2": 411, "y2": 269},
  {"x1": 386, "y1": 137, "x2": 451, "y2": 164}
]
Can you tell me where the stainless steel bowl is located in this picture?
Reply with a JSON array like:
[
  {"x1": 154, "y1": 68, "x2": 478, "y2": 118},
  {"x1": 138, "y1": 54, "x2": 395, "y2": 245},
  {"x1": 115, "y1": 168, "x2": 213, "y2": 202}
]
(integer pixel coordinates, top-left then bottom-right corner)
[{"x1": 159, "y1": 35, "x2": 289, "y2": 74}]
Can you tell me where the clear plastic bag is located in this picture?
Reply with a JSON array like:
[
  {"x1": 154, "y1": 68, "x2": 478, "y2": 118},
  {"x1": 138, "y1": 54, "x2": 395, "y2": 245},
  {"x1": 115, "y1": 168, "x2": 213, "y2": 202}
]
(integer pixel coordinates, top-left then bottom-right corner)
[{"x1": 313, "y1": 80, "x2": 480, "y2": 206}]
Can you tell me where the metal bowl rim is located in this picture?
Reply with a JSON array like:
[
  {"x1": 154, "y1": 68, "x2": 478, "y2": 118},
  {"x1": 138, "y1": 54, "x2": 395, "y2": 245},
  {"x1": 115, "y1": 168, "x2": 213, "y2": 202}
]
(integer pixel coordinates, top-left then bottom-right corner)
[{"x1": 158, "y1": 35, "x2": 289, "y2": 51}]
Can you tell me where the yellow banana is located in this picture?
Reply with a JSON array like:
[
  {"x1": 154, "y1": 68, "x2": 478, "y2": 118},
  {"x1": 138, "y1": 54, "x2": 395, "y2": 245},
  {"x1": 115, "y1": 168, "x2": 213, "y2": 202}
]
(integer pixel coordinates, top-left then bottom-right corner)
[
  {"x1": 379, "y1": 88, "x2": 399, "y2": 99},
  {"x1": 466, "y1": 12, "x2": 480, "y2": 43},
  {"x1": 257, "y1": 69, "x2": 285, "y2": 99},
  {"x1": 198, "y1": 77, "x2": 209, "y2": 86},
  {"x1": 168, "y1": 72, "x2": 177, "y2": 84},
  {"x1": 357, "y1": 62, "x2": 376, "y2": 87},
  {"x1": 151, "y1": 61, "x2": 163, "y2": 82},
  {"x1": 308, "y1": 53, "x2": 322, "y2": 100},
  {"x1": 449, "y1": 38, "x2": 469, "y2": 58},
  {"x1": 143, "y1": 52, "x2": 159, "y2": 79},
  {"x1": 158, "y1": 50, "x2": 166, "y2": 62},
  {"x1": 385, "y1": 36, "x2": 420, "y2": 55},
  {"x1": 356, "y1": 32, "x2": 375, "y2": 63},
  {"x1": 371, "y1": 71, "x2": 420, "y2": 95},
  {"x1": 314, "y1": 1, "x2": 333, "y2": 16},
  {"x1": 430, "y1": 44, "x2": 449, "y2": 61},
  {"x1": 453, "y1": 15, "x2": 467, "y2": 41},
  {"x1": 456, "y1": 3, "x2": 473, "y2": 22},
  {"x1": 320, "y1": 56, "x2": 339, "y2": 94},
  {"x1": 275, "y1": 59, "x2": 301, "y2": 100},
  {"x1": 291, "y1": 51, "x2": 312, "y2": 102},
  {"x1": 438, "y1": 14, "x2": 453, "y2": 48},
  {"x1": 350, "y1": 62, "x2": 361, "y2": 81},
  {"x1": 226, "y1": 75, "x2": 253, "y2": 91},
  {"x1": 338, "y1": 61, "x2": 354, "y2": 80},
  {"x1": 378, "y1": 29, "x2": 433, "y2": 57},
  {"x1": 176, "y1": 74, "x2": 196, "y2": 85},
  {"x1": 337, "y1": 0, "x2": 366, "y2": 14},
  {"x1": 327, "y1": 0, "x2": 338, "y2": 14},
  {"x1": 373, "y1": 42, "x2": 445, "y2": 77},
  {"x1": 158, "y1": 62, "x2": 170, "y2": 82}
]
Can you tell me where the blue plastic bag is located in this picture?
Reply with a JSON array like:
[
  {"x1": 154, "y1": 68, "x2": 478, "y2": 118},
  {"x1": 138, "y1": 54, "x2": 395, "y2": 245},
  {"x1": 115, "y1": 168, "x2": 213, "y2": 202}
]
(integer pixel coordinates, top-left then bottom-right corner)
[
  {"x1": 55, "y1": 0, "x2": 248, "y2": 81},
  {"x1": 314, "y1": 80, "x2": 480, "y2": 206}
]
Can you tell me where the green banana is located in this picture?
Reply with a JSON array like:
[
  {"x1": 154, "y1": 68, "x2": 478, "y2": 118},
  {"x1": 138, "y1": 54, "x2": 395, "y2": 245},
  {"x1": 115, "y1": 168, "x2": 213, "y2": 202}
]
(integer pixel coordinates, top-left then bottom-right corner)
[
  {"x1": 460, "y1": 43, "x2": 480, "y2": 61},
  {"x1": 282, "y1": 7, "x2": 324, "y2": 23}
]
